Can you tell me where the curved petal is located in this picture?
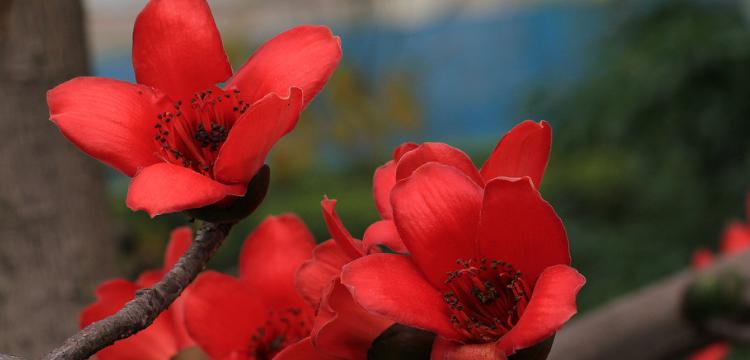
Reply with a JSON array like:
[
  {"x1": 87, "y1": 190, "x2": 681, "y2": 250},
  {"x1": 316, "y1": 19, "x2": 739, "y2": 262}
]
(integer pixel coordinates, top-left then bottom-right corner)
[
  {"x1": 391, "y1": 163, "x2": 482, "y2": 289},
  {"x1": 362, "y1": 220, "x2": 407, "y2": 253},
  {"x1": 321, "y1": 197, "x2": 365, "y2": 258},
  {"x1": 81, "y1": 279, "x2": 180, "y2": 360},
  {"x1": 373, "y1": 160, "x2": 397, "y2": 220},
  {"x1": 213, "y1": 88, "x2": 304, "y2": 185},
  {"x1": 183, "y1": 271, "x2": 266, "y2": 359},
  {"x1": 48, "y1": 77, "x2": 167, "y2": 177},
  {"x1": 372, "y1": 143, "x2": 419, "y2": 220},
  {"x1": 720, "y1": 221, "x2": 750, "y2": 255},
  {"x1": 132, "y1": 0, "x2": 232, "y2": 100},
  {"x1": 478, "y1": 177, "x2": 570, "y2": 286},
  {"x1": 164, "y1": 227, "x2": 193, "y2": 271},
  {"x1": 689, "y1": 342, "x2": 730, "y2": 360},
  {"x1": 497, "y1": 265, "x2": 585, "y2": 355},
  {"x1": 313, "y1": 280, "x2": 393, "y2": 360},
  {"x1": 296, "y1": 240, "x2": 353, "y2": 308},
  {"x1": 126, "y1": 163, "x2": 245, "y2": 217},
  {"x1": 238, "y1": 214, "x2": 315, "y2": 309},
  {"x1": 393, "y1": 142, "x2": 419, "y2": 161},
  {"x1": 692, "y1": 249, "x2": 714, "y2": 270},
  {"x1": 274, "y1": 337, "x2": 336, "y2": 360},
  {"x1": 395, "y1": 142, "x2": 482, "y2": 185},
  {"x1": 225, "y1": 25, "x2": 342, "y2": 107},
  {"x1": 341, "y1": 253, "x2": 463, "y2": 341},
  {"x1": 431, "y1": 337, "x2": 506, "y2": 360},
  {"x1": 480, "y1": 120, "x2": 551, "y2": 187}
]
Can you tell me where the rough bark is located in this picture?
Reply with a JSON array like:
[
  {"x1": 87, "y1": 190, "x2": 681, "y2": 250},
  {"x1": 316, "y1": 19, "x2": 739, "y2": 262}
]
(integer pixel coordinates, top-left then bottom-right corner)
[
  {"x1": 549, "y1": 250, "x2": 750, "y2": 360},
  {"x1": 0, "y1": 0, "x2": 116, "y2": 357},
  {"x1": 43, "y1": 222, "x2": 232, "y2": 360}
]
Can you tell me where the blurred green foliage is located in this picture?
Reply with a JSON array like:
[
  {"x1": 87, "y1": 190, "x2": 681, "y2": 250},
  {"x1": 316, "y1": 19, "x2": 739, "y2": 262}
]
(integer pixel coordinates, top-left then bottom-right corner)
[
  {"x1": 530, "y1": 0, "x2": 750, "y2": 308},
  {"x1": 525, "y1": 0, "x2": 750, "y2": 357}
]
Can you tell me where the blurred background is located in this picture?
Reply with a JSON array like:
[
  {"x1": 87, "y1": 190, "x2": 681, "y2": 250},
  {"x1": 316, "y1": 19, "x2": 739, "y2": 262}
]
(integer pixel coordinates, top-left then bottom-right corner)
[{"x1": 3, "y1": 0, "x2": 750, "y2": 357}]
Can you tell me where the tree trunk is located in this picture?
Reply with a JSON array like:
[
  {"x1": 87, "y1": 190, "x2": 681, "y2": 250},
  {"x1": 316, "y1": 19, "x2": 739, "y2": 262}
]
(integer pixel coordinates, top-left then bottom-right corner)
[{"x1": 0, "y1": 0, "x2": 116, "y2": 357}]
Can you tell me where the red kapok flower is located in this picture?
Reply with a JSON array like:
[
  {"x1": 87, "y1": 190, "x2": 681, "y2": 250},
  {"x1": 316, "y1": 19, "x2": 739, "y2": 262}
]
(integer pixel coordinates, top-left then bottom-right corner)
[
  {"x1": 276, "y1": 199, "x2": 395, "y2": 360},
  {"x1": 342, "y1": 157, "x2": 585, "y2": 358},
  {"x1": 182, "y1": 214, "x2": 316, "y2": 360},
  {"x1": 367, "y1": 121, "x2": 551, "y2": 254},
  {"x1": 47, "y1": 0, "x2": 341, "y2": 217},
  {"x1": 373, "y1": 120, "x2": 551, "y2": 221},
  {"x1": 81, "y1": 227, "x2": 195, "y2": 360}
]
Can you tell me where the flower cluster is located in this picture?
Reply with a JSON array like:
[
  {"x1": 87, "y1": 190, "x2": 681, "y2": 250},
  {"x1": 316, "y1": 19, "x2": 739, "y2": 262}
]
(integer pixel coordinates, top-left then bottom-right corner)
[
  {"x1": 688, "y1": 194, "x2": 750, "y2": 360},
  {"x1": 52, "y1": 0, "x2": 586, "y2": 359}
]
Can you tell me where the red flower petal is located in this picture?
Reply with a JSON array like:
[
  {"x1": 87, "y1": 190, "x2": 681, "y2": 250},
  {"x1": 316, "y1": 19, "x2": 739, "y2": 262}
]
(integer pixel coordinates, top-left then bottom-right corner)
[
  {"x1": 321, "y1": 197, "x2": 365, "y2": 258},
  {"x1": 391, "y1": 163, "x2": 482, "y2": 289},
  {"x1": 183, "y1": 271, "x2": 266, "y2": 359},
  {"x1": 362, "y1": 220, "x2": 407, "y2": 253},
  {"x1": 689, "y1": 342, "x2": 731, "y2": 360},
  {"x1": 692, "y1": 248, "x2": 714, "y2": 270},
  {"x1": 395, "y1": 142, "x2": 483, "y2": 185},
  {"x1": 225, "y1": 25, "x2": 342, "y2": 107},
  {"x1": 341, "y1": 253, "x2": 463, "y2": 341},
  {"x1": 431, "y1": 337, "x2": 506, "y2": 360},
  {"x1": 274, "y1": 337, "x2": 336, "y2": 360},
  {"x1": 372, "y1": 143, "x2": 419, "y2": 220},
  {"x1": 720, "y1": 221, "x2": 750, "y2": 255},
  {"x1": 480, "y1": 120, "x2": 551, "y2": 187},
  {"x1": 238, "y1": 214, "x2": 315, "y2": 309},
  {"x1": 313, "y1": 280, "x2": 393, "y2": 360},
  {"x1": 47, "y1": 77, "x2": 167, "y2": 177},
  {"x1": 496, "y1": 265, "x2": 585, "y2": 355},
  {"x1": 164, "y1": 227, "x2": 192, "y2": 271},
  {"x1": 477, "y1": 177, "x2": 570, "y2": 286},
  {"x1": 373, "y1": 160, "x2": 397, "y2": 220},
  {"x1": 393, "y1": 142, "x2": 420, "y2": 161},
  {"x1": 126, "y1": 163, "x2": 245, "y2": 217},
  {"x1": 213, "y1": 88, "x2": 304, "y2": 185},
  {"x1": 296, "y1": 240, "x2": 353, "y2": 308},
  {"x1": 132, "y1": 0, "x2": 232, "y2": 100},
  {"x1": 81, "y1": 279, "x2": 181, "y2": 360}
]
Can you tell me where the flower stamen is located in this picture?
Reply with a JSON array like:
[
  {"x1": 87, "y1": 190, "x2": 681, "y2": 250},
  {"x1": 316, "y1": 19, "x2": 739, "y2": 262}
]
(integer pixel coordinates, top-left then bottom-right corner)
[
  {"x1": 443, "y1": 258, "x2": 531, "y2": 343},
  {"x1": 152, "y1": 88, "x2": 248, "y2": 177}
]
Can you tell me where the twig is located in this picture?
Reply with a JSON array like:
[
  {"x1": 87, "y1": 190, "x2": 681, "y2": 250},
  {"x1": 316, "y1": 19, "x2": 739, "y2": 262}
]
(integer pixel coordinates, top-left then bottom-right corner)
[{"x1": 40, "y1": 221, "x2": 233, "y2": 360}]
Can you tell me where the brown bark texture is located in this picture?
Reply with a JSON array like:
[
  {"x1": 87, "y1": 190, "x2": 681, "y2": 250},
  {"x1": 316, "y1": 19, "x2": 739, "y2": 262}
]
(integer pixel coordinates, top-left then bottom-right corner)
[{"x1": 0, "y1": 0, "x2": 116, "y2": 357}]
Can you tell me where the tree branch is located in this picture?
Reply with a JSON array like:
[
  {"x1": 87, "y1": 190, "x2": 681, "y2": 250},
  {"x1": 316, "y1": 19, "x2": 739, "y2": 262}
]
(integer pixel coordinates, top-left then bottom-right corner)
[
  {"x1": 40, "y1": 221, "x2": 233, "y2": 360},
  {"x1": 548, "y1": 249, "x2": 750, "y2": 360}
]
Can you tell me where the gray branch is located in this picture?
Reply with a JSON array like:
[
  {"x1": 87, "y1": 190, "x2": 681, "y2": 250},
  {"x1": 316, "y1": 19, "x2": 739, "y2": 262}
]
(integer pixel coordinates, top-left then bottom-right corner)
[{"x1": 39, "y1": 222, "x2": 233, "y2": 360}]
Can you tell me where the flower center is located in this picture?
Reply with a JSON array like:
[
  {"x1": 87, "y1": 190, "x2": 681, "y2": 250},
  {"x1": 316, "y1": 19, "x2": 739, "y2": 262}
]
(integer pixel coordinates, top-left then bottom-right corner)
[
  {"x1": 443, "y1": 258, "x2": 531, "y2": 343},
  {"x1": 153, "y1": 88, "x2": 250, "y2": 177},
  {"x1": 244, "y1": 307, "x2": 311, "y2": 360}
]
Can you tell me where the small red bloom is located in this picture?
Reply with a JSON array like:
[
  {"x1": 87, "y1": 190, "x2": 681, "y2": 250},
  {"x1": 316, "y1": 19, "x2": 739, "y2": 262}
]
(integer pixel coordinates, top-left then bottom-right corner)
[
  {"x1": 47, "y1": 0, "x2": 341, "y2": 217},
  {"x1": 689, "y1": 342, "x2": 730, "y2": 360},
  {"x1": 341, "y1": 122, "x2": 585, "y2": 359},
  {"x1": 182, "y1": 214, "x2": 316, "y2": 360},
  {"x1": 81, "y1": 228, "x2": 195, "y2": 360},
  {"x1": 692, "y1": 193, "x2": 750, "y2": 269}
]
